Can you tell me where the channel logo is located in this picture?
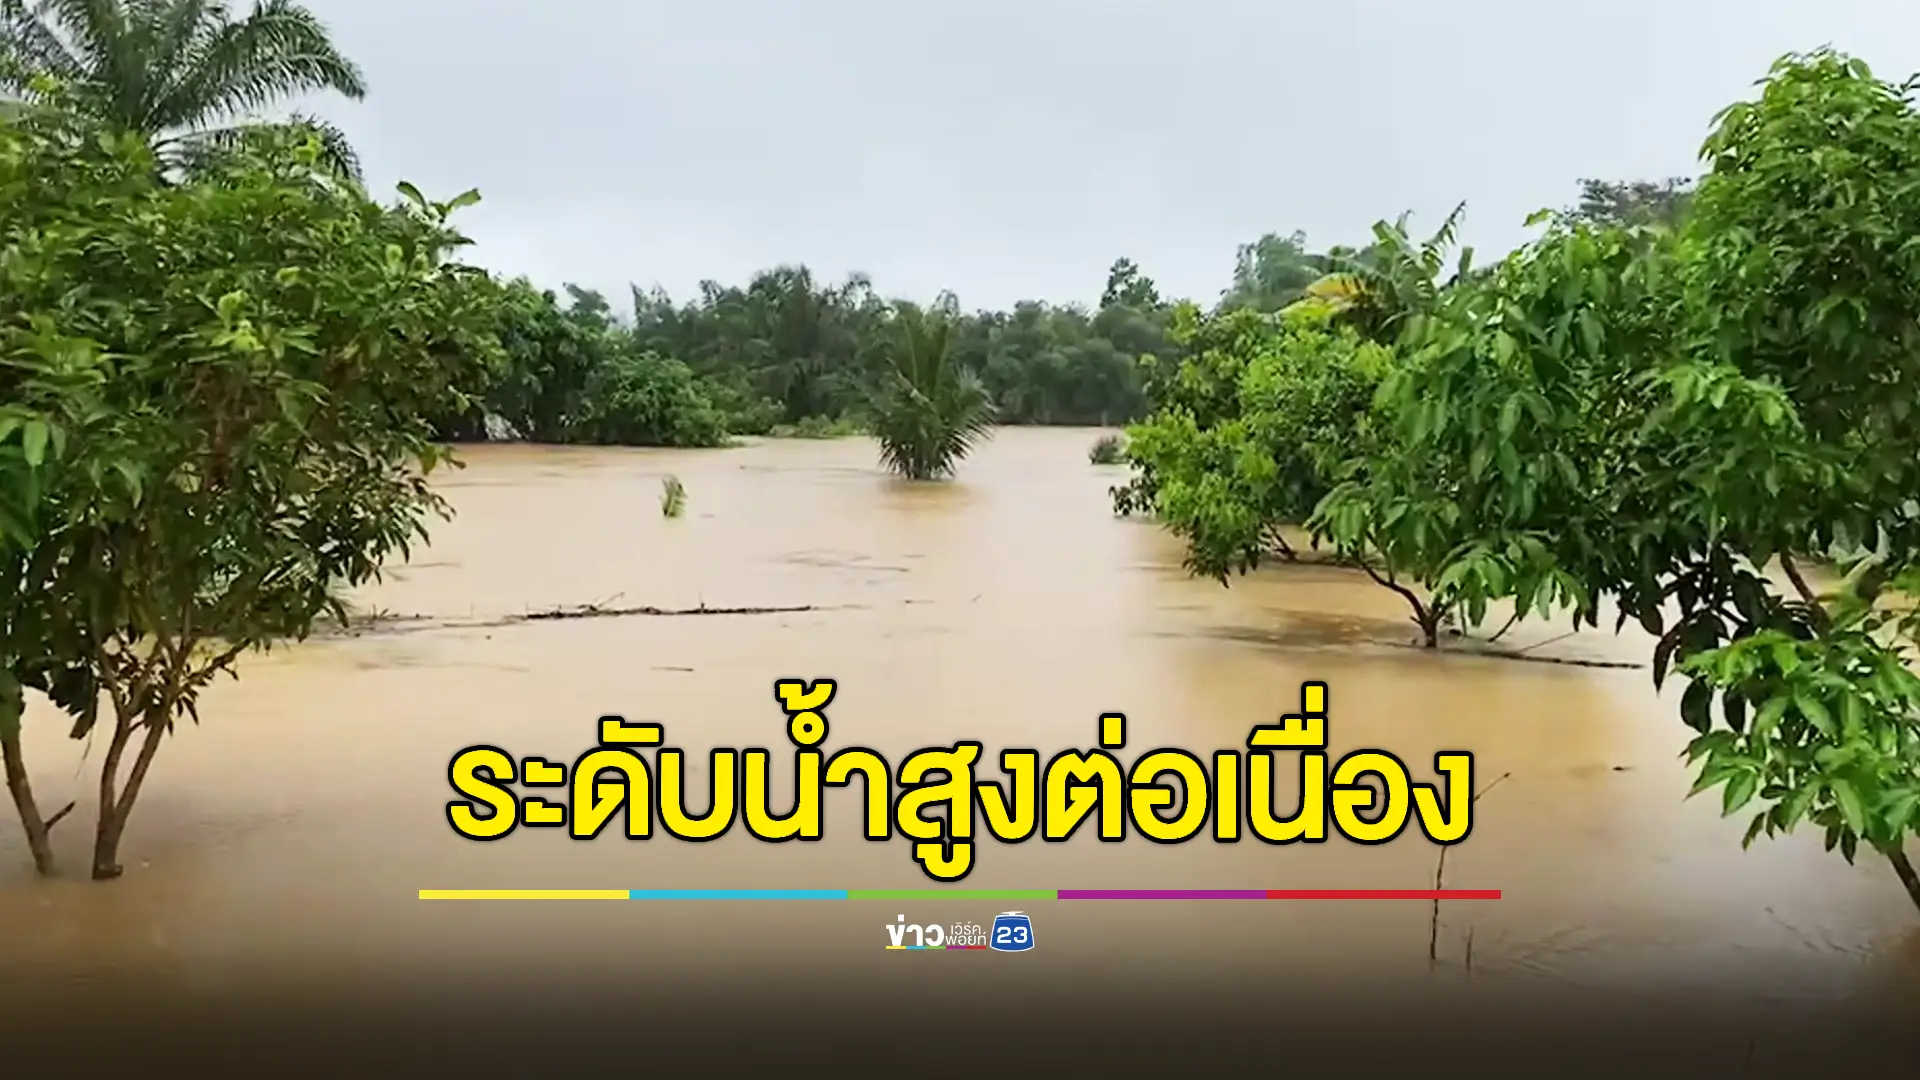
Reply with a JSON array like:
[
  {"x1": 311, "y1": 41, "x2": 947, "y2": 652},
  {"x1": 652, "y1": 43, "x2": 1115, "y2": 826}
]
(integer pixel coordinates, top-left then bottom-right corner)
[
  {"x1": 885, "y1": 915, "x2": 988, "y2": 949},
  {"x1": 882, "y1": 912, "x2": 1035, "y2": 951},
  {"x1": 990, "y1": 911, "x2": 1034, "y2": 952}
]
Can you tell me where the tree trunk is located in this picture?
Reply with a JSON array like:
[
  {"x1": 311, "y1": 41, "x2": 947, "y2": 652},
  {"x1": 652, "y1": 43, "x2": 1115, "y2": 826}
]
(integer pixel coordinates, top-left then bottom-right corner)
[
  {"x1": 1417, "y1": 605, "x2": 1444, "y2": 648},
  {"x1": 1886, "y1": 844, "x2": 1920, "y2": 915},
  {"x1": 91, "y1": 711, "x2": 137, "y2": 880},
  {"x1": 1271, "y1": 531, "x2": 1297, "y2": 562},
  {"x1": 1, "y1": 723, "x2": 54, "y2": 876},
  {"x1": 91, "y1": 805, "x2": 127, "y2": 880},
  {"x1": 92, "y1": 708, "x2": 169, "y2": 881}
]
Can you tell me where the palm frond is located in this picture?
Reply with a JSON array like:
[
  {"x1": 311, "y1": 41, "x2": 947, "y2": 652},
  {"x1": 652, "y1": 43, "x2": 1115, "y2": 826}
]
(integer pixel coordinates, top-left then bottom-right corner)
[
  {"x1": 30, "y1": 0, "x2": 128, "y2": 72},
  {"x1": 870, "y1": 304, "x2": 996, "y2": 480},
  {"x1": 132, "y1": 0, "x2": 217, "y2": 125},
  {"x1": 278, "y1": 108, "x2": 354, "y2": 176},
  {"x1": 164, "y1": 110, "x2": 359, "y2": 181},
  {"x1": 1429, "y1": 201, "x2": 1466, "y2": 262},
  {"x1": 152, "y1": 0, "x2": 364, "y2": 132},
  {"x1": 0, "y1": 0, "x2": 84, "y2": 92}
]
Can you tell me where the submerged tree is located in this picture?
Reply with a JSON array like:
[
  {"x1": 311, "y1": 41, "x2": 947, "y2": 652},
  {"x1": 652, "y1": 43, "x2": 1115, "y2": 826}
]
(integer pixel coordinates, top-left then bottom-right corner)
[
  {"x1": 868, "y1": 299, "x2": 995, "y2": 481},
  {"x1": 1126, "y1": 305, "x2": 1396, "y2": 574},
  {"x1": 1649, "y1": 51, "x2": 1920, "y2": 910},
  {"x1": 0, "y1": 0, "x2": 367, "y2": 177},
  {"x1": 0, "y1": 108, "x2": 496, "y2": 878},
  {"x1": 1333, "y1": 51, "x2": 1920, "y2": 911}
]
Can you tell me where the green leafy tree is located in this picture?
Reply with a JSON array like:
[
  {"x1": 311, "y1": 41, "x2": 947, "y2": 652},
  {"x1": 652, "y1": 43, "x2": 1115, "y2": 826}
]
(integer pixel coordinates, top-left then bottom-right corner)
[
  {"x1": 1125, "y1": 305, "x2": 1395, "y2": 577},
  {"x1": 868, "y1": 299, "x2": 996, "y2": 481},
  {"x1": 0, "y1": 0, "x2": 366, "y2": 177},
  {"x1": 433, "y1": 280, "x2": 728, "y2": 448},
  {"x1": 1560, "y1": 177, "x2": 1694, "y2": 229},
  {"x1": 1648, "y1": 51, "x2": 1920, "y2": 909},
  {"x1": 1315, "y1": 218, "x2": 1677, "y2": 648},
  {"x1": 1338, "y1": 51, "x2": 1920, "y2": 909},
  {"x1": 1100, "y1": 257, "x2": 1161, "y2": 311},
  {"x1": 1219, "y1": 231, "x2": 1333, "y2": 313},
  {"x1": 0, "y1": 106, "x2": 496, "y2": 878},
  {"x1": 1110, "y1": 302, "x2": 1268, "y2": 518},
  {"x1": 570, "y1": 349, "x2": 726, "y2": 448}
]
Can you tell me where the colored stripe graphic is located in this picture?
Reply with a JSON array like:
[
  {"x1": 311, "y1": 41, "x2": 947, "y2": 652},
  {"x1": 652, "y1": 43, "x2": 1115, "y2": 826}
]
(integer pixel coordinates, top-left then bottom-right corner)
[
  {"x1": 848, "y1": 889, "x2": 1054, "y2": 901},
  {"x1": 416, "y1": 889, "x2": 629, "y2": 900},
  {"x1": 1057, "y1": 889, "x2": 1267, "y2": 900},
  {"x1": 627, "y1": 889, "x2": 846, "y2": 900},
  {"x1": 1268, "y1": 889, "x2": 1501, "y2": 900},
  {"x1": 1057, "y1": 889, "x2": 1503, "y2": 901},
  {"x1": 417, "y1": 888, "x2": 1500, "y2": 901}
]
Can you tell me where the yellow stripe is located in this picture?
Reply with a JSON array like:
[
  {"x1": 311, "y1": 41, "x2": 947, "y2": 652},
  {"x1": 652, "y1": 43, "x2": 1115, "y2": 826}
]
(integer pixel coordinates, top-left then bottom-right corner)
[{"x1": 417, "y1": 889, "x2": 629, "y2": 900}]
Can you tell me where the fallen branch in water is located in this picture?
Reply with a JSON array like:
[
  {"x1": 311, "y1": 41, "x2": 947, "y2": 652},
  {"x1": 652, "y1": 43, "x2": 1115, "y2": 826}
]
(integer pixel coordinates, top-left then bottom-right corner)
[
  {"x1": 1385, "y1": 641, "x2": 1643, "y2": 670},
  {"x1": 316, "y1": 598, "x2": 842, "y2": 638},
  {"x1": 1474, "y1": 650, "x2": 1642, "y2": 670},
  {"x1": 523, "y1": 601, "x2": 819, "y2": 621},
  {"x1": 1430, "y1": 771, "x2": 1512, "y2": 966}
]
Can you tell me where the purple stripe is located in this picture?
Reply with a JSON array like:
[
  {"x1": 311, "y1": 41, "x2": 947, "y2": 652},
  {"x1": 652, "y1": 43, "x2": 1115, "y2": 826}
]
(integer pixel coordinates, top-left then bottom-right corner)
[{"x1": 1057, "y1": 889, "x2": 1267, "y2": 900}]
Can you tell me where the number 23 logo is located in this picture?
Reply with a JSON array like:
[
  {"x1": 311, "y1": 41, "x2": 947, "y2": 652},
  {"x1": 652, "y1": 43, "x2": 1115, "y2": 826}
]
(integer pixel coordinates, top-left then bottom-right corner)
[{"x1": 990, "y1": 913, "x2": 1034, "y2": 952}]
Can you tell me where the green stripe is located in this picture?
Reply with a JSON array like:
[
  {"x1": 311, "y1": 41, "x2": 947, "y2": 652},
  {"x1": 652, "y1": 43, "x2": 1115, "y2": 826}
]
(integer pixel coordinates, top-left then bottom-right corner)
[{"x1": 847, "y1": 889, "x2": 1055, "y2": 901}]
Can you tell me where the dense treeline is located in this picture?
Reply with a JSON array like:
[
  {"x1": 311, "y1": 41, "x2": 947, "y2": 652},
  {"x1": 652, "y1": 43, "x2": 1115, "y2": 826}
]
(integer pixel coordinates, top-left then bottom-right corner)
[
  {"x1": 0, "y1": 2, "x2": 1695, "y2": 457},
  {"x1": 444, "y1": 200, "x2": 1716, "y2": 450},
  {"x1": 430, "y1": 238, "x2": 1402, "y2": 447}
]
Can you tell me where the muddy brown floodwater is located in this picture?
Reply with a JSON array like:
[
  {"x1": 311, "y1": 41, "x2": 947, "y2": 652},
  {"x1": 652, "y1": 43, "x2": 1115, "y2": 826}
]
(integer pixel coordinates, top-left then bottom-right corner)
[{"x1": 1, "y1": 427, "x2": 1917, "y2": 1069}]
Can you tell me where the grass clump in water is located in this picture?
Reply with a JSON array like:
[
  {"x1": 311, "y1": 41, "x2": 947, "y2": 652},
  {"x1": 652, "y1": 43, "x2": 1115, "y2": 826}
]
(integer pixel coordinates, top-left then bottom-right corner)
[
  {"x1": 660, "y1": 474, "x2": 687, "y2": 518},
  {"x1": 1088, "y1": 433, "x2": 1126, "y2": 465}
]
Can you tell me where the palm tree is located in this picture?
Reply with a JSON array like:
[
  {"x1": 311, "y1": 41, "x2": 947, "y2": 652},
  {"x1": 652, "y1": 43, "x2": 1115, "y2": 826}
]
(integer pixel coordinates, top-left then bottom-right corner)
[
  {"x1": 1286, "y1": 203, "x2": 1474, "y2": 345},
  {"x1": 0, "y1": 0, "x2": 366, "y2": 177},
  {"x1": 869, "y1": 300, "x2": 996, "y2": 481}
]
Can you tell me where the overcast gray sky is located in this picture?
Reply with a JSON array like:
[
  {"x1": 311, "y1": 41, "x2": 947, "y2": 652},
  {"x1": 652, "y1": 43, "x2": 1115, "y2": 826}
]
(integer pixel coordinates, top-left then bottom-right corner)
[{"x1": 301, "y1": 0, "x2": 1920, "y2": 312}]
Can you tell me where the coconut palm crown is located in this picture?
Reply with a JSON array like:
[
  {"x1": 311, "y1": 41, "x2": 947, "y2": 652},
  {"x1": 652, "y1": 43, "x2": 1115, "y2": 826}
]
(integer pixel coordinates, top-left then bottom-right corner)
[
  {"x1": 0, "y1": 0, "x2": 366, "y2": 177},
  {"x1": 869, "y1": 299, "x2": 996, "y2": 481}
]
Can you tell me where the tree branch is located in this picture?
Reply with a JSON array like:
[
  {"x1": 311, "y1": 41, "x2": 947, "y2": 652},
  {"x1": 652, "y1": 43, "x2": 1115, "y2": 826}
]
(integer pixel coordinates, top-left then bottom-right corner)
[
  {"x1": 1358, "y1": 558, "x2": 1438, "y2": 642},
  {"x1": 1780, "y1": 553, "x2": 1820, "y2": 608},
  {"x1": 1885, "y1": 844, "x2": 1920, "y2": 915}
]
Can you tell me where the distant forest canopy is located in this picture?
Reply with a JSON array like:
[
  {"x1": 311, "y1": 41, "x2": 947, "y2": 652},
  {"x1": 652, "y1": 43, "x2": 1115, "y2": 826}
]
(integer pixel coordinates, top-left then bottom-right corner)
[
  {"x1": 459, "y1": 176, "x2": 1693, "y2": 445},
  {"x1": 0, "y1": 0, "x2": 1699, "y2": 449}
]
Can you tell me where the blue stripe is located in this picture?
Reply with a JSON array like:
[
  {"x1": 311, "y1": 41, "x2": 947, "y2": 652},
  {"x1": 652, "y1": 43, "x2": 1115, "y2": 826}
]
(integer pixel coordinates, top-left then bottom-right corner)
[{"x1": 625, "y1": 889, "x2": 849, "y2": 901}]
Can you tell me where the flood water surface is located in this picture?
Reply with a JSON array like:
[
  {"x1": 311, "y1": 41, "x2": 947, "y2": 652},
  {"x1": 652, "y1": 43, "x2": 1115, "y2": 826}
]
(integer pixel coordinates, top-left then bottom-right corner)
[{"x1": 2, "y1": 428, "x2": 1916, "y2": 1065}]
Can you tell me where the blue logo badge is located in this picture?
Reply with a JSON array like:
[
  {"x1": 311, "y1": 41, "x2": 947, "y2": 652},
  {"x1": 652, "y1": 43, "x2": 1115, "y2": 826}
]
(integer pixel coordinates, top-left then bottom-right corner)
[{"x1": 990, "y1": 911, "x2": 1034, "y2": 952}]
